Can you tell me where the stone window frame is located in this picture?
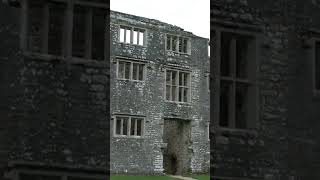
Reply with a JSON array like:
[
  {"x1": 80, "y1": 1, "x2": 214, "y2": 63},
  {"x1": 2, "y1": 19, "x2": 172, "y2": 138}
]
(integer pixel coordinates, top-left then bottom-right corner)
[
  {"x1": 212, "y1": 27, "x2": 260, "y2": 131},
  {"x1": 312, "y1": 37, "x2": 320, "y2": 96},
  {"x1": 19, "y1": 0, "x2": 107, "y2": 62},
  {"x1": 118, "y1": 24, "x2": 147, "y2": 47},
  {"x1": 164, "y1": 67, "x2": 192, "y2": 104},
  {"x1": 5, "y1": 168, "x2": 106, "y2": 180},
  {"x1": 165, "y1": 33, "x2": 191, "y2": 55},
  {"x1": 115, "y1": 58, "x2": 146, "y2": 82},
  {"x1": 112, "y1": 115, "x2": 146, "y2": 138}
]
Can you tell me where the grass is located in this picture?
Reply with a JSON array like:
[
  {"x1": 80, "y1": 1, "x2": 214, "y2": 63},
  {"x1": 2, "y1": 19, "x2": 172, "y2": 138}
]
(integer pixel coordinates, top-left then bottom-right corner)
[
  {"x1": 110, "y1": 175, "x2": 210, "y2": 180},
  {"x1": 192, "y1": 175, "x2": 210, "y2": 180}
]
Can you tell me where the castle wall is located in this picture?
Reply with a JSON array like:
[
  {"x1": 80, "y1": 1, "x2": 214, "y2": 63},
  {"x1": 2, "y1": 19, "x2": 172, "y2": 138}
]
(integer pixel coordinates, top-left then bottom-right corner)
[{"x1": 110, "y1": 11, "x2": 210, "y2": 175}]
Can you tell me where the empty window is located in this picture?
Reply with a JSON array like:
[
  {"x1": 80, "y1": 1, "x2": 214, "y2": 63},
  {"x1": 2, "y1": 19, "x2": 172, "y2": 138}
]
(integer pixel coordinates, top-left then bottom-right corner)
[
  {"x1": 165, "y1": 69, "x2": 190, "y2": 102},
  {"x1": 27, "y1": 1, "x2": 44, "y2": 53},
  {"x1": 125, "y1": 29, "x2": 131, "y2": 43},
  {"x1": 179, "y1": 37, "x2": 188, "y2": 53},
  {"x1": 116, "y1": 59, "x2": 145, "y2": 81},
  {"x1": 91, "y1": 9, "x2": 106, "y2": 60},
  {"x1": 133, "y1": 30, "x2": 138, "y2": 44},
  {"x1": 119, "y1": 26, "x2": 145, "y2": 46},
  {"x1": 72, "y1": 6, "x2": 86, "y2": 58},
  {"x1": 315, "y1": 41, "x2": 320, "y2": 91},
  {"x1": 48, "y1": 3, "x2": 65, "y2": 56},
  {"x1": 215, "y1": 31, "x2": 257, "y2": 129},
  {"x1": 166, "y1": 34, "x2": 189, "y2": 54},
  {"x1": 114, "y1": 116, "x2": 144, "y2": 137},
  {"x1": 23, "y1": 1, "x2": 106, "y2": 60},
  {"x1": 120, "y1": 28, "x2": 125, "y2": 42}
]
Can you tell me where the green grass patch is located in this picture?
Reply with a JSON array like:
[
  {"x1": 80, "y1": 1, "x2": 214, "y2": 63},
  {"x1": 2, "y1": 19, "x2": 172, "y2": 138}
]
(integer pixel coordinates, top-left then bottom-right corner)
[
  {"x1": 192, "y1": 175, "x2": 210, "y2": 180},
  {"x1": 110, "y1": 176, "x2": 177, "y2": 180}
]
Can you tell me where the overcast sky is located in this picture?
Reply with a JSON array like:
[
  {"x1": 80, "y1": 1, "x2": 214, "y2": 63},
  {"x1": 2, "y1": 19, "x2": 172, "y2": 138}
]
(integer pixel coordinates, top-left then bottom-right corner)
[{"x1": 110, "y1": 0, "x2": 210, "y2": 40}]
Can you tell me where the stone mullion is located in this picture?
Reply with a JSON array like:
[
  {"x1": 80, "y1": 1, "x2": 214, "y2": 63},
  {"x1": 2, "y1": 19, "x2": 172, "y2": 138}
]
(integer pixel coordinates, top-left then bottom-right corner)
[
  {"x1": 176, "y1": 70, "x2": 179, "y2": 102},
  {"x1": 229, "y1": 38, "x2": 237, "y2": 128},
  {"x1": 128, "y1": 117, "x2": 131, "y2": 136},
  {"x1": 120, "y1": 118, "x2": 123, "y2": 135},
  {"x1": 130, "y1": 62, "x2": 133, "y2": 80},
  {"x1": 130, "y1": 28, "x2": 133, "y2": 44},
  {"x1": 116, "y1": 60, "x2": 119, "y2": 78},
  {"x1": 137, "y1": 29, "x2": 140, "y2": 45},
  {"x1": 175, "y1": 37, "x2": 179, "y2": 52},
  {"x1": 170, "y1": 71, "x2": 172, "y2": 101},
  {"x1": 181, "y1": 73, "x2": 184, "y2": 102}
]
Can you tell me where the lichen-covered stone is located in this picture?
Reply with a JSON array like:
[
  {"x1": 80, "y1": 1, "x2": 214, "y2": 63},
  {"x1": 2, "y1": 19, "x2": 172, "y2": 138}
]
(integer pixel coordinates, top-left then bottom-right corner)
[{"x1": 110, "y1": 11, "x2": 210, "y2": 175}]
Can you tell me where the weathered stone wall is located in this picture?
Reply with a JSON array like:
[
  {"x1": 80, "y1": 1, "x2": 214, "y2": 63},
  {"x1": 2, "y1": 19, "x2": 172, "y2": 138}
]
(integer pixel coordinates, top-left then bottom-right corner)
[
  {"x1": 211, "y1": 0, "x2": 320, "y2": 179},
  {"x1": 8, "y1": 58, "x2": 109, "y2": 167},
  {"x1": 0, "y1": 1, "x2": 109, "y2": 179},
  {"x1": 110, "y1": 11, "x2": 210, "y2": 175},
  {"x1": 0, "y1": 3, "x2": 21, "y2": 180}
]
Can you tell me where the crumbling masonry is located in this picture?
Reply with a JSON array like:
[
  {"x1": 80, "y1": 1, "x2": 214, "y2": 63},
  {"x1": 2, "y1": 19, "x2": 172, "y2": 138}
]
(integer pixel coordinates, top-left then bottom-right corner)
[
  {"x1": 0, "y1": 0, "x2": 210, "y2": 178},
  {"x1": 110, "y1": 11, "x2": 210, "y2": 175}
]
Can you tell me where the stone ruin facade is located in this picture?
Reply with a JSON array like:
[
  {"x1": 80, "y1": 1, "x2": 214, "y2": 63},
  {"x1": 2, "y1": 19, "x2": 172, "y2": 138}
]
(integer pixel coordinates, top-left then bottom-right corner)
[
  {"x1": 211, "y1": 0, "x2": 320, "y2": 180},
  {"x1": 0, "y1": 0, "x2": 210, "y2": 178},
  {"x1": 2, "y1": 0, "x2": 320, "y2": 179},
  {"x1": 109, "y1": 11, "x2": 210, "y2": 175}
]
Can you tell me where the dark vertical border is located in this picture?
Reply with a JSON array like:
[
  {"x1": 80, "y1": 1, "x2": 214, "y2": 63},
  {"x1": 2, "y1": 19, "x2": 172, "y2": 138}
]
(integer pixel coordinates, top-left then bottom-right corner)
[
  {"x1": 106, "y1": 0, "x2": 110, "y2": 178},
  {"x1": 209, "y1": 1, "x2": 214, "y2": 179}
]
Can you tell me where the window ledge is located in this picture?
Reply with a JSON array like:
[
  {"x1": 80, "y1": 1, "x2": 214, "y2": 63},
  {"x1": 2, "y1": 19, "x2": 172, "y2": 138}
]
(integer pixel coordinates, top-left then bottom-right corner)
[
  {"x1": 113, "y1": 135, "x2": 145, "y2": 139},
  {"x1": 118, "y1": 42, "x2": 146, "y2": 48},
  {"x1": 23, "y1": 52, "x2": 108, "y2": 68},
  {"x1": 165, "y1": 100, "x2": 192, "y2": 105},
  {"x1": 215, "y1": 127, "x2": 258, "y2": 136},
  {"x1": 115, "y1": 78, "x2": 145, "y2": 82},
  {"x1": 166, "y1": 50, "x2": 190, "y2": 56}
]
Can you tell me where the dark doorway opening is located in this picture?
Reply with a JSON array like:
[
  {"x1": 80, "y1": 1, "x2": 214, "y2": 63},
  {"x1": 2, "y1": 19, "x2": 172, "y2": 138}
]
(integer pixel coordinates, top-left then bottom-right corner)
[{"x1": 163, "y1": 118, "x2": 191, "y2": 175}]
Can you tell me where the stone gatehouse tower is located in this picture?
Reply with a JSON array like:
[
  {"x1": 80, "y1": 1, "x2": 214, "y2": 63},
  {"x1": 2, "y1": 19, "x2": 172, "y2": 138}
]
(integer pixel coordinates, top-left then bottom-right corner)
[{"x1": 110, "y1": 11, "x2": 210, "y2": 175}]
